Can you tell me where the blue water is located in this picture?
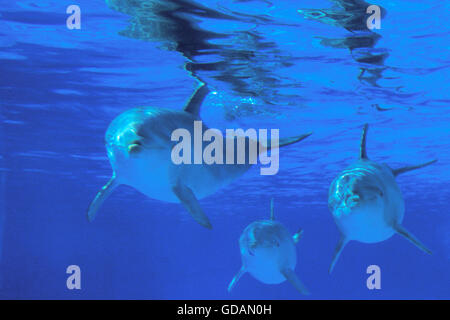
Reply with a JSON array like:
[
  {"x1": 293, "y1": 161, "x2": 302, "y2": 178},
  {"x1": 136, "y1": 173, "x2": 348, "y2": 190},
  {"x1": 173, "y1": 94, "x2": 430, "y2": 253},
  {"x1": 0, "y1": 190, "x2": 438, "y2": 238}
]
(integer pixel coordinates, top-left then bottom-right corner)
[{"x1": 0, "y1": 0, "x2": 449, "y2": 299}]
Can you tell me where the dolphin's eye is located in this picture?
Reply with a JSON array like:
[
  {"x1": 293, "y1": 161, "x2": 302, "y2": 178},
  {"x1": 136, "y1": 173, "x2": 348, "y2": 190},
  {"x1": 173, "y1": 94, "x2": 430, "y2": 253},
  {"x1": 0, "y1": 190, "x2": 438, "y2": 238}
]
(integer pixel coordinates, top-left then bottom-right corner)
[
  {"x1": 130, "y1": 140, "x2": 142, "y2": 146},
  {"x1": 127, "y1": 139, "x2": 144, "y2": 154}
]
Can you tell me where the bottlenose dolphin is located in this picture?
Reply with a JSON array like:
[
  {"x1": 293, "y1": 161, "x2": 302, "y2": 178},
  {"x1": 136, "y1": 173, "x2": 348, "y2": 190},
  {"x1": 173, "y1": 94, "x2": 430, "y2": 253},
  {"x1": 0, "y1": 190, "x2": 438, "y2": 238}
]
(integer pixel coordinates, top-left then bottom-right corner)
[
  {"x1": 228, "y1": 199, "x2": 309, "y2": 295},
  {"x1": 328, "y1": 124, "x2": 436, "y2": 273},
  {"x1": 87, "y1": 83, "x2": 312, "y2": 229}
]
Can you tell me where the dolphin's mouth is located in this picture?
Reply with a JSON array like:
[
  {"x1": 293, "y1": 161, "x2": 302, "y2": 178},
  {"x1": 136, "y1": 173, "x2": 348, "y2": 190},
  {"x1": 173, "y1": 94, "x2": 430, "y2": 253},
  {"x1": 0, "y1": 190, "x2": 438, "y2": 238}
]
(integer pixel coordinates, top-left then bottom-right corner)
[{"x1": 247, "y1": 237, "x2": 280, "y2": 255}]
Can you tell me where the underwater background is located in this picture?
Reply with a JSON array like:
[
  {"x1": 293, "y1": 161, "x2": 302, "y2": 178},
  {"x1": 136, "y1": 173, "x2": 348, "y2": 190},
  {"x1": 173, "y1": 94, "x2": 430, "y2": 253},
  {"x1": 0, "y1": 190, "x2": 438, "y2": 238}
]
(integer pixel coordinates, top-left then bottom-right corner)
[{"x1": 0, "y1": 0, "x2": 449, "y2": 299}]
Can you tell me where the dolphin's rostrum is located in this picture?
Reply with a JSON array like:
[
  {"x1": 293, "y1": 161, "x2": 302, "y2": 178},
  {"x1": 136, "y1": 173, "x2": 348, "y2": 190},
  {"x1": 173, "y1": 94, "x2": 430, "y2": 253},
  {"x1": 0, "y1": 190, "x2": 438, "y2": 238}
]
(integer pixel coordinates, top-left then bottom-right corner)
[
  {"x1": 328, "y1": 124, "x2": 436, "y2": 273},
  {"x1": 87, "y1": 83, "x2": 312, "y2": 229},
  {"x1": 228, "y1": 199, "x2": 309, "y2": 295}
]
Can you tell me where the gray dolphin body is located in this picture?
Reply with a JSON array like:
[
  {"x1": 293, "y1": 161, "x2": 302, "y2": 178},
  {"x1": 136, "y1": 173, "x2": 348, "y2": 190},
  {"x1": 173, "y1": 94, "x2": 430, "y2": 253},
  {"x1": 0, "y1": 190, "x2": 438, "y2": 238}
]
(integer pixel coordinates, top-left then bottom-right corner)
[
  {"x1": 87, "y1": 84, "x2": 312, "y2": 229},
  {"x1": 328, "y1": 124, "x2": 436, "y2": 273},
  {"x1": 228, "y1": 199, "x2": 309, "y2": 295}
]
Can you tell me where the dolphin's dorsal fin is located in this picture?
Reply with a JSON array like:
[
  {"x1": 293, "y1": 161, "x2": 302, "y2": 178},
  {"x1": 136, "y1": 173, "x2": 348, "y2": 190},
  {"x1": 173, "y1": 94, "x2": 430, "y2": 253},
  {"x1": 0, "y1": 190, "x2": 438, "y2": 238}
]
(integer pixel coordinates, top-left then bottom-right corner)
[
  {"x1": 329, "y1": 235, "x2": 349, "y2": 274},
  {"x1": 87, "y1": 175, "x2": 120, "y2": 222},
  {"x1": 172, "y1": 181, "x2": 213, "y2": 229},
  {"x1": 393, "y1": 224, "x2": 432, "y2": 254},
  {"x1": 391, "y1": 159, "x2": 437, "y2": 177},
  {"x1": 183, "y1": 82, "x2": 209, "y2": 116},
  {"x1": 270, "y1": 198, "x2": 275, "y2": 220},
  {"x1": 293, "y1": 228, "x2": 304, "y2": 244},
  {"x1": 360, "y1": 123, "x2": 369, "y2": 160},
  {"x1": 281, "y1": 268, "x2": 310, "y2": 295},
  {"x1": 227, "y1": 265, "x2": 246, "y2": 293}
]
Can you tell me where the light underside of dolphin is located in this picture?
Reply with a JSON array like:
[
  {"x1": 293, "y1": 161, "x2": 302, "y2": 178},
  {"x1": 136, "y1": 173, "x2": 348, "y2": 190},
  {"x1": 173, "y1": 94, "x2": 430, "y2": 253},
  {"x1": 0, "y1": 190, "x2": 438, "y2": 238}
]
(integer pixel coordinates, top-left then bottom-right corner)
[
  {"x1": 329, "y1": 124, "x2": 436, "y2": 273},
  {"x1": 228, "y1": 199, "x2": 309, "y2": 295},
  {"x1": 87, "y1": 83, "x2": 312, "y2": 229}
]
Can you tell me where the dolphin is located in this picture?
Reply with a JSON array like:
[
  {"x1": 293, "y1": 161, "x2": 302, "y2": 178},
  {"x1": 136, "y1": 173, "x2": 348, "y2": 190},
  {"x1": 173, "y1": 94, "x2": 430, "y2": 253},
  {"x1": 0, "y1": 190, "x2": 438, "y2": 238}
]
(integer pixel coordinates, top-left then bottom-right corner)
[
  {"x1": 228, "y1": 199, "x2": 309, "y2": 295},
  {"x1": 87, "y1": 83, "x2": 312, "y2": 229},
  {"x1": 328, "y1": 124, "x2": 436, "y2": 273}
]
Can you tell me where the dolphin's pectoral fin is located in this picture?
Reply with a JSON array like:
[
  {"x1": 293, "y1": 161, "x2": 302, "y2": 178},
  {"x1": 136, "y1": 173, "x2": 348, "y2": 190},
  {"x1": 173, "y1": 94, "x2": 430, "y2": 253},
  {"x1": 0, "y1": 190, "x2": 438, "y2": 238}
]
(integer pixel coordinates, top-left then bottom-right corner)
[
  {"x1": 183, "y1": 82, "x2": 209, "y2": 116},
  {"x1": 391, "y1": 159, "x2": 437, "y2": 177},
  {"x1": 227, "y1": 266, "x2": 246, "y2": 293},
  {"x1": 260, "y1": 132, "x2": 312, "y2": 155},
  {"x1": 360, "y1": 123, "x2": 369, "y2": 160},
  {"x1": 172, "y1": 182, "x2": 212, "y2": 229},
  {"x1": 281, "y1": 268, "x2": 310, "y2": 295},
  {"x1": 329, "y1": 235, "x2": 349, "y2": 274},
  {"x1": 277, "y1": 132, "x2": 313, "y2": 149},
  {"x1": 87, "y1": 175, "x2": 120, "y2": 222},
  {"x1": 293, "y1": 228, "x2": 304, "y2": 244},
  {"x1": 270, "y1": 198, "x2": 275, "y2": 220},
  {"x1": 394, "y1": 224, "x2": 432, "y2": 255}
]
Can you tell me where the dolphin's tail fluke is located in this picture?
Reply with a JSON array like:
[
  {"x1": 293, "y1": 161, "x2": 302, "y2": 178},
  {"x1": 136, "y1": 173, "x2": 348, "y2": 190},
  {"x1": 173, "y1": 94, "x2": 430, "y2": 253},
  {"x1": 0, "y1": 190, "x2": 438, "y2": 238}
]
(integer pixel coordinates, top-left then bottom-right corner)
[
  {"x1": 87, "y1": 175, "x2": 120, "y2": 222},
  {"x1": 281, "y1": 268, "x2": 310, "y2": 295},
  {"x1": 329, "y1": 235, "x2": 349, "y2": 274},
  {"x1": 394, "y1": 224, "x2": 432, "y2": 255},
  {"x1": 392, "y1": 159, "x2": 437, "y2": 177},
  {"x1": 227, "y1": 266, "x2": 246, "y2": 293}
]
